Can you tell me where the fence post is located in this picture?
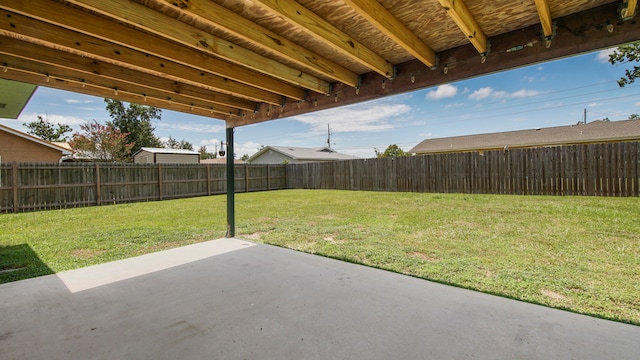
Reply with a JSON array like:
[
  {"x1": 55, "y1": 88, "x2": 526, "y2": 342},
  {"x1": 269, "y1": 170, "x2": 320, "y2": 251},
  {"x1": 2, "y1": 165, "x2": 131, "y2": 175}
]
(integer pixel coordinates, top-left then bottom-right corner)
[
  {"x1": 95, "y1": 163, "x2": 101, "y2": 206},
  {"x1": 245, "y1": 163, "x2": 249, "y2": 193},
  {"x1": 206, "y1": 164, "x2": 211, "y2": 196},
  {"x1": 267, "y1": 164, "x2": 271, "y2": 190},
  {"x1": 158, "y1": 164, "x2": 163, "y2": 200},
  {"x1": 12, "y1": 162, "x2": 18, "y2": 213}
]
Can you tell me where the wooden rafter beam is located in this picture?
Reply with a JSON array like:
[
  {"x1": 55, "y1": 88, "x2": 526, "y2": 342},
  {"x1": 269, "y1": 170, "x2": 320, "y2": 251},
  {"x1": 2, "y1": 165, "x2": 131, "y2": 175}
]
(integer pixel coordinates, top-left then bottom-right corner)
[
  {"x1": 0, "y1": 37, "x2": 250, "y2": 115},
  {"x1": 438, "y1": 0, "x2": 488, "y2": 55},
  {"x1": 252, "y1": 0, "x2": 395, "y2": 79},
  {"x1": 342, "y1": 0, "x2": 437, "y2": 68},
  {"x1": 231, "y1": 2, "x2": 640, "y2": 126},
  {"x1": 1, "y1": 67, "x2": 228, "y2": 120},
  {"x1": 0, "y1": 0, "x2": 302, "y2": 102},
  {"x1": 0, "y1": 7, "x2": 283, "y2": 106},
  {"x1": 63, "y1": 0, "x2": 330, "y2": 95},
  {"x1": 534, "y1": 0, "x2": 554, "y2": 38},
  {"x1": 152, "y1": 0, "x2": 359, "y2": 88}
]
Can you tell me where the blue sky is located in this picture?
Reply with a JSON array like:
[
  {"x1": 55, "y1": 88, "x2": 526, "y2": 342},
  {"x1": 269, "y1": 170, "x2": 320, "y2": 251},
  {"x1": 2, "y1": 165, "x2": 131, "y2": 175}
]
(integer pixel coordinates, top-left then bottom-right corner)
[{"x1": 1, "y1": 48, "x2": 638, "y2": 158}]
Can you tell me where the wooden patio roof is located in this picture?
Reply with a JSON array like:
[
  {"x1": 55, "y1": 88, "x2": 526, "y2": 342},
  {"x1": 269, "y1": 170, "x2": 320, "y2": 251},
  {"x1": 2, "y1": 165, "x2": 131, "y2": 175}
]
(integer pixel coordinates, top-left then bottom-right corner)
[{"x1": 1, "y1": 0, "x2": 639, "y2": 128}]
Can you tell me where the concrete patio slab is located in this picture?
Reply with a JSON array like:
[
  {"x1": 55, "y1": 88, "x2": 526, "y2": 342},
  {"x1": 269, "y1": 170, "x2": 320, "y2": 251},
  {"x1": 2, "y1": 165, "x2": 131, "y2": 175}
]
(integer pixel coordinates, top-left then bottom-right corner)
[{"x1": 0, "y1": 238, "x2": 638, "y2": 359}]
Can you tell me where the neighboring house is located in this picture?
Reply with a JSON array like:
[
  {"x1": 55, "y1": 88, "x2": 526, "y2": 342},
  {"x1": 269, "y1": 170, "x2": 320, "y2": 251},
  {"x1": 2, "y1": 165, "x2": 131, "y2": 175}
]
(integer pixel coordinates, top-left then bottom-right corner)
[
  {"x1": 200, "y1": 158, "x2": 244, "y2": 165},
  {"x1": 247, "y1": 146, "x2": 358, "y2": 164},
  {"x1": 0, "y1": 123, "x2": 72, "y2": 162},
  {"x1": 60, "y1": 149, "x2": 112, "y2": 163},
  {"x1": 133, "y1": 147, "x2": 200, "y2": 164},
  {"x1": 410, "y1": 119, "x2": 640, "y2": 155}
]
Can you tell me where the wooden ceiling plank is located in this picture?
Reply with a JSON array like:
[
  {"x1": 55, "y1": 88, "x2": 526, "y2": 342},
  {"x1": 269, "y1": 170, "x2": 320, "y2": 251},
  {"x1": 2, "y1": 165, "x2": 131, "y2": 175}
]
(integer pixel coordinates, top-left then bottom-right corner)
[
  {"x1": 0, "y1": 68, "x2": 227, "y2": 120},
  {"x1": 153, "y1": 0, "x2": 359, "y2": 88},
  {"x1": 0, "y1": 40, "x2": 244, "y2": 115},
  {"x1": 251, "y1": 0, "x2": 395, "y2": 79},
  {"x1": 231, "y1": 2, "x2": 640, "y2": 126},
  {"x1": 63, "y1": 0, "x2": 330, "y2": 94},
  {"x1": 342, "y1": 0, "x2": 437, "y2": 68},
  {"x1": 533, "y1": 0, "x2": 553, "y2": 38},
  {"x1": 0, "y1": 0, "x2": 301, "y2": 102},
  {"x1": 0, "y1": 9, "x2": 283, "y2": 106},
  {"x1": 438, "y1": 0, "x2": 488, "y2": 54}
]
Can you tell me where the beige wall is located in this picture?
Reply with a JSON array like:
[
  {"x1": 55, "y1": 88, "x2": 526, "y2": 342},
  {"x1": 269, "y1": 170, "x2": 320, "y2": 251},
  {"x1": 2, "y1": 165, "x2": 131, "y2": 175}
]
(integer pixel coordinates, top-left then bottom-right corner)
[
  {"x1": 134, "y1": 150, "x2": 200, "y2": 164},
  {"x1": 0, "y1": 131, "x2": 63, "y2": 163}
]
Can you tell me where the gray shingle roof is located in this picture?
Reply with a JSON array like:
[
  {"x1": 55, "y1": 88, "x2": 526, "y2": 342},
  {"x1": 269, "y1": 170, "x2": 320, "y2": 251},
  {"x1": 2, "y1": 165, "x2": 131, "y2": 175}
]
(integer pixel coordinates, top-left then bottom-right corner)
[
  {"x1": 135, "y1": 147, "x2": 199, "y2": 155},
  {"x1": 410, "y1": 119, "x2": 640, "y2": 154},
  {"x1": 249, "y1": 146, "x2": 358, "y2": 162}
]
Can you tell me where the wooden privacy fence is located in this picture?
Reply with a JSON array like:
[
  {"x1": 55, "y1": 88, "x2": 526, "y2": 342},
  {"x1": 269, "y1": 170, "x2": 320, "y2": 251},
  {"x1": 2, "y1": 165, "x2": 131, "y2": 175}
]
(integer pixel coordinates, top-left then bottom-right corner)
[
  {"x1": 287, "y1": 142, "x2": 640, "y2": 197},
  {"x1": 0, "y1": 163, "x2": 286, "y2": 213}
]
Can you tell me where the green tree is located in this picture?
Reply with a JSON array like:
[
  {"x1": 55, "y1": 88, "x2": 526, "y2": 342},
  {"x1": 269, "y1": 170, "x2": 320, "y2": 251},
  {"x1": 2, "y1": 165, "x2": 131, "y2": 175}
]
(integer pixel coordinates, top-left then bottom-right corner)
[
  {"x1": 609, "y1": 41, "x2": 640, "y2": 87},
  {"x1": 164, "y1": 136, "x2": 193, "y2": 150},
  {"x1": 23, "y1": 115, "x2": 72, "y2": 142},
  {"x1": 104, "y1": 99, "x2": 162, "y2": 155},
  {"x1": 629, "y1": 113, "x2": 640, "y2": 120},
  {"x1": 69, "y1": 120, "x2": 134, "y2": 162},
  {"x1": 375, "y1": 144, "x2": 411, "y2": 158},
  {"x1": 198, "y1": 146, "x2": 216, "y2": 159},
  {"x1": 241, "y1": 154, "x2": 250, "y2": 162}
]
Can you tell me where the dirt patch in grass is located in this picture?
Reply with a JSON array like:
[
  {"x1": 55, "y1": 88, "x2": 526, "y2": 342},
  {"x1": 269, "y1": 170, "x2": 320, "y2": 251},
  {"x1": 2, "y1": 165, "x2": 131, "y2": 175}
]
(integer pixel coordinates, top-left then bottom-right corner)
[
  {"x1": 541, "y1": 289, "x2": 569, "y2": 301},
  {"x1": 408, "y1": 251, "x2": 439, "y2": 262},
  {"x1": 322, "y1": 234, "x2": 344, "y2": 244},
  {"x1": 245, "y1": 232, "x2": 265, "y2": 240}
]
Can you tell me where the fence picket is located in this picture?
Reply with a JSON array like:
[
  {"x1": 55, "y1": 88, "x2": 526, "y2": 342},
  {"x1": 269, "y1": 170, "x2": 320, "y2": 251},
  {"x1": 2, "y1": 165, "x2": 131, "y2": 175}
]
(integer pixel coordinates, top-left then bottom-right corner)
[
  {"x1": 2, "y1": 143, "x2": 639, "y2": 213},
  {"x1": 0, "y1": 163, "x2": 286, "y2": 213}
]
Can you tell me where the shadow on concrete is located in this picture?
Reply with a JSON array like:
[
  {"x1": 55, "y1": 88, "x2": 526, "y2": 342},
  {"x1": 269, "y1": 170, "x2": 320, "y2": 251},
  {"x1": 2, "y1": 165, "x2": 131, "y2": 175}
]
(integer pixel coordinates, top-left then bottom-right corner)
[{"x1": 0, "y1": 244, "x2": 54, "y2": 283}]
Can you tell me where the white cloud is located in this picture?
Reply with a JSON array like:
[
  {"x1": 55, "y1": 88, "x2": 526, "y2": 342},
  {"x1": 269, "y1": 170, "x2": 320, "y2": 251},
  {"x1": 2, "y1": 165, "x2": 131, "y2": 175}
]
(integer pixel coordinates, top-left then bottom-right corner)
[
  {"x1": 200, "y1": 138, "x2": 222, "y2": 148},
  {"x1": 469, "y1": 87, "x2": 541, "y2": 100},
  {"x1": 588, "y1": 102, "x2": 602, "y2": 107},
  {"x1": 19, "y1": 112, "x2": 86, "y2": 126},
  {"x1": 426, "y1": 84, "x2": 458, "y2": 100},
  {"x1": 418, "y1": 132, "x2": 433, "y2": 138},
  {"x1": 235, "y1": 141, "x2": 264, "y2": 157},
  {"x1": 291, "y1": 102, "x2": 411, "y2": 133},
  {"x1": 157, "y1": 123, "x2": 225, "y2": 133},
  {"x1": 595, "y1": 48, "x2": 616, "y2": 63},
  {"x1": 635, "y1": 101, "x2": 640, "y2": 106},
  {"x1": 65, "y1": 99, "x2": 94, "y2": 105},
  {"x1": 492, "y1": 90, "x2": 508, "y2": 98},
  {"x1": 511, "y1": 89, "x2": 542, "y2": 98},
  {"x1": 444, "y1": 102, "x2": 465, "y2": 109},
  {"x1": 469, "y1": 87, "x2": 493, "y2": 100}
]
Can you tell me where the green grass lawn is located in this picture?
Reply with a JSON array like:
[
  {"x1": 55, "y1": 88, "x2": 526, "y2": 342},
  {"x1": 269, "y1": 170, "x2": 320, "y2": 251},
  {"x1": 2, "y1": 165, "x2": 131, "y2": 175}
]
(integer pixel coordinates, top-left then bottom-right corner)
[{"x1": 1, "y1": 189, "x2": 638, "y2": 325}]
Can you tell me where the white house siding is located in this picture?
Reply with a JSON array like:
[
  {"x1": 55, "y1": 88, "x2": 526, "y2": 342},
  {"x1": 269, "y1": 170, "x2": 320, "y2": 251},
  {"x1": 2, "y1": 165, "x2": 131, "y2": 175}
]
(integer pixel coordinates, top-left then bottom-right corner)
[
  {"x1": 156, "y1": 153, "x2": 199, "y2": 164},
  {"x1": 134, "y1": 150, "x2": 199, "y2": 164},
  {"x1": 249, "y1": 150, "x2": 294, "y2": 164},
  {"x1": 134, "y1": 150, "x2": 154, "y2": 164}
]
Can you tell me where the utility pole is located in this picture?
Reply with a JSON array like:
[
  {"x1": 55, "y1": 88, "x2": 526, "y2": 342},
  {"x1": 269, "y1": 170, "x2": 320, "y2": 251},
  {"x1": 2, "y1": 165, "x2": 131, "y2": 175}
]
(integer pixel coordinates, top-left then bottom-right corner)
[
  {"x1": 584, "y1": 108, "x2": 587, "y2": 124},
  {"x1": 327, "y1": 124, "x2": 332, "y2": 148}
]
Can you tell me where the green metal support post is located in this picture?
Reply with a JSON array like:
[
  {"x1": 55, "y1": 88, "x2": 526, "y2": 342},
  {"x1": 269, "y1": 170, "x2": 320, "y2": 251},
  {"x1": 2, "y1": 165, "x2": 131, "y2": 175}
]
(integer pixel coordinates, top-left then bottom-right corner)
[{"x1": 226, "y1": 126, "x2": 235, "y2": 238}]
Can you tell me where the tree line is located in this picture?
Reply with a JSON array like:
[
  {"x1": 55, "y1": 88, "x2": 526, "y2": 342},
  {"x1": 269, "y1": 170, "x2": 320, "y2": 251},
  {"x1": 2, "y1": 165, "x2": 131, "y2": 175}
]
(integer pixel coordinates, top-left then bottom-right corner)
[{"x1": 24, "y1": 99, "x2": 217, "y2": 162}]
